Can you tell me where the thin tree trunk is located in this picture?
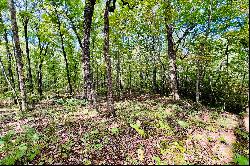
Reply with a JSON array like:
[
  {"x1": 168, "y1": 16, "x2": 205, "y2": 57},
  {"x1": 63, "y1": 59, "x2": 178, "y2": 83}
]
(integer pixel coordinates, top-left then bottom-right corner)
[
  {"x1": 73, "y1": 62, "x2": 77, "y2": 90},
  {"x1": 103, "y1": 0, "x2": 114, "y2": 114},
  {"x1": 196, "y1": 0, "x2": 212, "y2": 103},
  {"x1": 56, "y1": 14, "x2": 73, "y2": 95},
  {"x1": 52, "y1": 63, "x2": 57, "y2": 90},
  {"x1": 23, "y1": 18, "x2": 33, "y2": 93},
  {"x1": 0, "y1": 56, "x2": 20, "y2": 107},
  {"x1": 153, "y1": 67, "x2": 157, "y2": 92},
  {"x1": 195, "y1": 60, "x2": 201, "y2": 102},
  {"x1": 166, "y1": 24, "x2": 180, "y2": 100},
  {"x1": 37, "y1": 39, "x2": 49, "y2": 98},
  {"x1": 116, "y1": 52, "x2": 121, "y2": 98},
  {"x1": 96, "y1": 66, "x2": 99, "y2": 92},
  {"x1": 0, "y1": 12, "x2": 17, "y2": 103},
  {"x1": 128, "y1": 63, "x2": 131, "y2": 93},
  {"x1": 9, "y1": 0, "x2": 27, "y2": 111},
  {"x1": 12, "y1": 37, "x2": 20, "y2": 91},
  {"x1": 82, "y1": 0, "x2": 96, "y2": 102},
  {"x1": 60, "y1": 32, "x2": 73, "y2": 95},
  {"x1": 66, "y1": 15, "x2": 84, "y2": 50},
  {"x1": 4, "y1": 30, "x2": 16, "y2": 92},
  {"x1": 152, "y1": 36, "x2": 157, "y2": 93}
]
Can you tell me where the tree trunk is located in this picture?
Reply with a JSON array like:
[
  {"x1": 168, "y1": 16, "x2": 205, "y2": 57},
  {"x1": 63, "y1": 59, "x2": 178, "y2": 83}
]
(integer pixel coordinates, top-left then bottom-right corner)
[
  {"x1": 82, "y1": 0, "x2": 96, "y2": 102},
  {"x1": 12, "y1": 37, "x2": 20, "y2": 91},
  {"x1": 195, "y1": 60, "x2": 201, "y2": 102},
  {"x1": 153, "y1": 66, "x2": 157, "y2": 92},
  {"x1": 37, "y1": 39, "x2": 49, "y2": 98},
  {"x1": 9, "y1": 0, "x2": 27, "y2": 111},
  {"x1": 152, "y1": 36, "x2": 157, "y2": 93},
  {"x1": 196, "y1": 0, "x2": 212, "y2": 103},
  {"x1": 128, "y1": 63, "x2": 131, "y2": 93},
  {"x1": 67, "y1": 15, "x2": 84, "y2": 50},
  {"x1": 52, "y1": 63, "x2": 57, "y2": 90},
  {"x1": 103, "y1": 0, "x2": 115, "y2": 115},
  {"x1": 116, "y1": 52, "x2": 121, "y2": 98},
  {"x1": 96, "y1": 66, "x2": 99, "y2": 92},
  {"x1": 4, "y1": 30, "x2": 16, "y2": 93},
  {"x1": 56, "y1": 14, "x2": 73, "y2": 95},
  {"x1": 23, "y1": 18, "x2": 33, "y2": 93},
  {"x1": 0, "y1": 56, "x2": 19, "y2": 106},
  {"x1": 166, "y1": 24, "x2": 180, "y2": 100},
  {"x1": 0, "y1": 12, "x2": 17, "y2": 104}
]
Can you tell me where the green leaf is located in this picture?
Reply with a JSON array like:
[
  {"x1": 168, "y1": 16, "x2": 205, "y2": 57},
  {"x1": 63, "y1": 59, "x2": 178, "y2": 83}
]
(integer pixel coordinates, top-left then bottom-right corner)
[
  {"x1": 111, "y1": 127, "x2": 119, "y2": 134},
  {"x1": 177, "y1": 120, "x2": 189, "y2": 128},
  {"x1": 234, "y1": 154, "x2": 249, "y2": 165},
  {"x1": 18, "y1": 143, "x2": 28, "y2": 152},
  {"x1": 32, "y1": 133, "x2": 39, "y2": 141},
  {"x1": 130, "y1": 123, "x2": 145, "y2": 137}
]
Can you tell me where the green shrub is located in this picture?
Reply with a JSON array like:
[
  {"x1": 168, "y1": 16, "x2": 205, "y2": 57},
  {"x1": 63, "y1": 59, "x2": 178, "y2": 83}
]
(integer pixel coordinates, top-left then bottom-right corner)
[
  {"x1": 55, "y1": 98, "x2": 88, "y2": 106},
  {"x1": 0, "y1": 127, "x2": 41, "y2": 165}
]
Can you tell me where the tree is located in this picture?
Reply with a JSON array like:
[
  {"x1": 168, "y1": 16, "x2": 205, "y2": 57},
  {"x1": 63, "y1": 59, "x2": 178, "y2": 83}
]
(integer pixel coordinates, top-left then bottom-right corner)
[
  {"x1": 164, "y1": 1, "x2": 180, "y2": 100},
  {"x1": 54, "y1": 8, "x2": 73, "y2": 95},
  {"x1": 0, "y1": 0, "x2": 247, "y2": 114},
  {"x1": 0, "y1": 55, "x2": 19, "y2": 106},
  {"x1": 103, "y1": 0, "x2": 115, "y2": 115},
  {"x1": 8, "y1": 0, "x2": 27, "y2": 111},
  {"x1": 20, "y1": 8, "x2": 33, "y2": 93},
  {"x1": 0, "y1": 11, "x2": 17, "y2": 103},
  {"x1": 82, "y1": 0, "x2": 96, "y2": 102}
]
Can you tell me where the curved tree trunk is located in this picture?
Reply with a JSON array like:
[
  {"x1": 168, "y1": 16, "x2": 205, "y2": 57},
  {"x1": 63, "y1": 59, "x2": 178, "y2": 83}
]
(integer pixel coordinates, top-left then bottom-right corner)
[{"x1": 9, "y1": 0, "x2": 27, "y2": 111}]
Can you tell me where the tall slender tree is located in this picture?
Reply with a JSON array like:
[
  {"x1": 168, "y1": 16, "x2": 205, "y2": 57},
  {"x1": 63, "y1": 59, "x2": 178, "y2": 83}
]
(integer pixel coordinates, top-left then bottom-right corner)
[
  {"x1": 103, "y1": 0, "x2": 115, "y2": 115},
  {"x1": 55, "y1": 11, "x2": 73, "y2": 95},
  {"x1": 0, "y1": 55, "x2": 19, "y2": 106},
  {"x1": 8, "y1": 0, "x2": 27, "y2": 111},
  {"x1": 20, "y1": 9, "x2": 33, "y2": 93},
  {"x1": 0, "y1": 12, "x2": 16, "y2": 103}
]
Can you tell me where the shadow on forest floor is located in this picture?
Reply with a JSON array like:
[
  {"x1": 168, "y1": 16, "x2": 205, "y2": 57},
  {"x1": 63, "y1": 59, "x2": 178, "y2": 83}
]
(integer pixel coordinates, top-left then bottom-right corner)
[{"x1": 0, "y1": 93, "x2": 249, "y2": 165}]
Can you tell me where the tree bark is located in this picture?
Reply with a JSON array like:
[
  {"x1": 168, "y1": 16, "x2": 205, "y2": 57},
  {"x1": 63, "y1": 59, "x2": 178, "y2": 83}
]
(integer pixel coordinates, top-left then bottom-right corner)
[
  {"x1": 22, "y1": 17, "x2": 33, "y2": 93},
  {"x1": 56, "y1": 13, "x2": 73, "y2": 95},
  {"x1": 116, "y1": 51, "x2": 121, "y2": 98},
  {"x1": 37, "y1": 36, "x2": 49, "y2": 98},
  {"x1": 82, "y1": 0, "x2": 96, "y2": 101},
  {"x1": 103, "y1": 0, "x2": 115, "y2": 114},
  {"x1": 12, "y1": 37, "x2": 20, "y2": 91},
  {"x1": 153, "y1": 66, "x2": 157, "y2": 92},
  {"x1": 166, "y1": 24, "x2": 180, "y2": 100},
  {"x1": 67, "y1": 15, "x2": 84, "y2": 50},
  {"x1": 0, "y1": 12, "x2": 17, "y2": 104},
  {"x1": 195, "y1": 0, "x2": 212, "y2": 103},
  {"x1": 0, "y1": 56, "x2": 19, "y2": 106},
  {"x1": 8, "y1": 0, "x2": 27, "y2": 111},
  {"x1": 195, "y1": 59, "x2": 201, "y2": 102}
]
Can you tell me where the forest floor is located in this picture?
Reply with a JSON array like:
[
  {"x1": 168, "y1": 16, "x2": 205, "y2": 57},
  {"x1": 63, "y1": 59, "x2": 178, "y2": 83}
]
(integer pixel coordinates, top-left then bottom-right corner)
[{"x1": 0, "y1": 93, "x2": 249, "y2": 165}]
